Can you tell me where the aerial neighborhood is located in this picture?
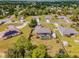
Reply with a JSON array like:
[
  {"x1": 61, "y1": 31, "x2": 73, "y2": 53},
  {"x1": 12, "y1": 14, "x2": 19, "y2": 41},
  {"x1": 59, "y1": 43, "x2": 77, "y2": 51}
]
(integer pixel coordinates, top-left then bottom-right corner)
[{"x1": 0, "y1": 0, "x2": 79, "y2": 58}]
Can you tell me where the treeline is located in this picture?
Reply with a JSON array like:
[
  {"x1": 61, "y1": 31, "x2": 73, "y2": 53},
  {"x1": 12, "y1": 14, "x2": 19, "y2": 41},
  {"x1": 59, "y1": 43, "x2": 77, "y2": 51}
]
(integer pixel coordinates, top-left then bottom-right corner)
[{"x1": 0, "y1": 1, "x2": 79, "y2": 6}]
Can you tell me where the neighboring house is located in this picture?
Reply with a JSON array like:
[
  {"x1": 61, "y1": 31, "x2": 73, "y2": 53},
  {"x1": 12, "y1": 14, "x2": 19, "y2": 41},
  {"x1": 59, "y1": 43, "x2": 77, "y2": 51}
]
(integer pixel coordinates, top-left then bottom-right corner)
[
  {"x1": 58, "y1": 16, "x2": 72, "y2": 24},
  {"x1": 0, "y1": 25, "x2": 21, "y2": 40},
  {"x1": 58, "y1": 26, "x2": 79, "y2": 36},
  {"x1": 45, "y1": 15, "x2": 51, "y2": 23},
  {"x1": 32, "y1": 16, "x2": 40, "y2": 25},
  {"x1": 0, "y1": 19, "x2": 11, "y2": 25},
  {"x1": 35, "y1": 25, "x2": 56, "y2": 39},
  {"x1": 45, "y1": 15, "x2": 51, "y2": 20}
]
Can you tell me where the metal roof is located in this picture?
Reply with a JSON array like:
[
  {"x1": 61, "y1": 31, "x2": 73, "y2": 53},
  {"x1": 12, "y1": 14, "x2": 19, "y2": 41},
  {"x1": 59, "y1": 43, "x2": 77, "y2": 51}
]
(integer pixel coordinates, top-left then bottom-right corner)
[{"x1": 35, "y1": 25, "x2": 51, "y2": 34}]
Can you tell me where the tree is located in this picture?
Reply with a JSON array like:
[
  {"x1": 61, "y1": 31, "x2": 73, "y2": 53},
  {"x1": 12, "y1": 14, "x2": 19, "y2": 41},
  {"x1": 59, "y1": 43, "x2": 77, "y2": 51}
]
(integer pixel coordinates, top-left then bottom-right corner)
[
  {"x1": 32, "y1": 44, "x2": 48, "y2": 58},
  {"x1": 6, "y1": 36, "x2": 49, "y2": 58},
  {"x1": 6, "y1": 36, "x2": 33, "y2": 58},
  {"x1": 73, "y1": 55, "x2": 78, "y2": 58},
  {"x1": 55, "y1": 49, "x2": 69, "y2": 58},
  {"x1": 14, "y1": 11, "x2": 18, "y2": 18},
  {"x1": 55, "y1": 53, "x2": 69, "y2": 58},
  {"x1": 29, "y1": 19, "x2": 37, "y2": 28},
  {"x1": 70, "y1": 15, "x2": 79, "y2": 22},
  {"x1": 0, "y1": 9, "x2": 3, "y2": 15},
  {"x1": 8, "y1": 8, "x2": 15, "y2": 15}
]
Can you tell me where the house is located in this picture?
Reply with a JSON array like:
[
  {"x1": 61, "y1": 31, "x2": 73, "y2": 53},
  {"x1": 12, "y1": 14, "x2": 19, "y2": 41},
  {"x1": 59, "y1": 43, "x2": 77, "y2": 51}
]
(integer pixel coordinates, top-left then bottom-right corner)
[
  {"x1": 45, "y1": 15, "x2": 51, "y2": 23},
  {"x1": 45, "y1": 15, "x2": 51, "y2": 20},
  {"x1": 58, "y1": 16, "x2": 66, "y2": 19},
  {"x1": 58, "y1": 26, "x2": 79, "y2": 36},
  {"x1": 58, "y1": 16, "x2": 72, "y2": 24},
  {"x1": 0, "y1": 19, "x2": 10, "y2": 25},
  {"x1": 35, "y1": 25, "x2": 56, "y2": 39},
  {"x1": 32, "y1": 16, "x2": 40, "y2": 25},
  {"x1": 0, "y1": 25, "x2": 21, "y2": 40}
]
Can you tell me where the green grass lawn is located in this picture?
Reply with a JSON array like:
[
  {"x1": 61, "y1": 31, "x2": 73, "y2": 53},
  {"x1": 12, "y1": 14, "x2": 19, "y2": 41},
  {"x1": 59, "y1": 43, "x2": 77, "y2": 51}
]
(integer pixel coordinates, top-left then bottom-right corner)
[
  {"x1": 0, "y1": 36, "x2": 20, "y2": 51},
  {"x1": 0, "y1": 24, "x2": 8, "y2": 32}
]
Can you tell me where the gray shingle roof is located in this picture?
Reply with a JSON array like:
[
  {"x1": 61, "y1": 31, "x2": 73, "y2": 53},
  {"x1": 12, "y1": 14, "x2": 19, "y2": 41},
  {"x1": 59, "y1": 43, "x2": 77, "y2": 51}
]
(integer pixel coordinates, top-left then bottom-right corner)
[
  {"x1": 58, "y1": 26, "x2": 79, "y2": 36},
  {"x1": 35, "y1": 25, "x2": 51, "y2": 34},
  {"x1": 45, "y1": 15, "x2": 51, "y2": 20},
  {"x1": 32, "y1": 16, "x2": 39, "y2": 19},
  {"x1": 0, "y1": 19, "x2": 10, "y2": 23},
  {"x1": 58, "y1": 16, "x2": 72, "y2": 23}
]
